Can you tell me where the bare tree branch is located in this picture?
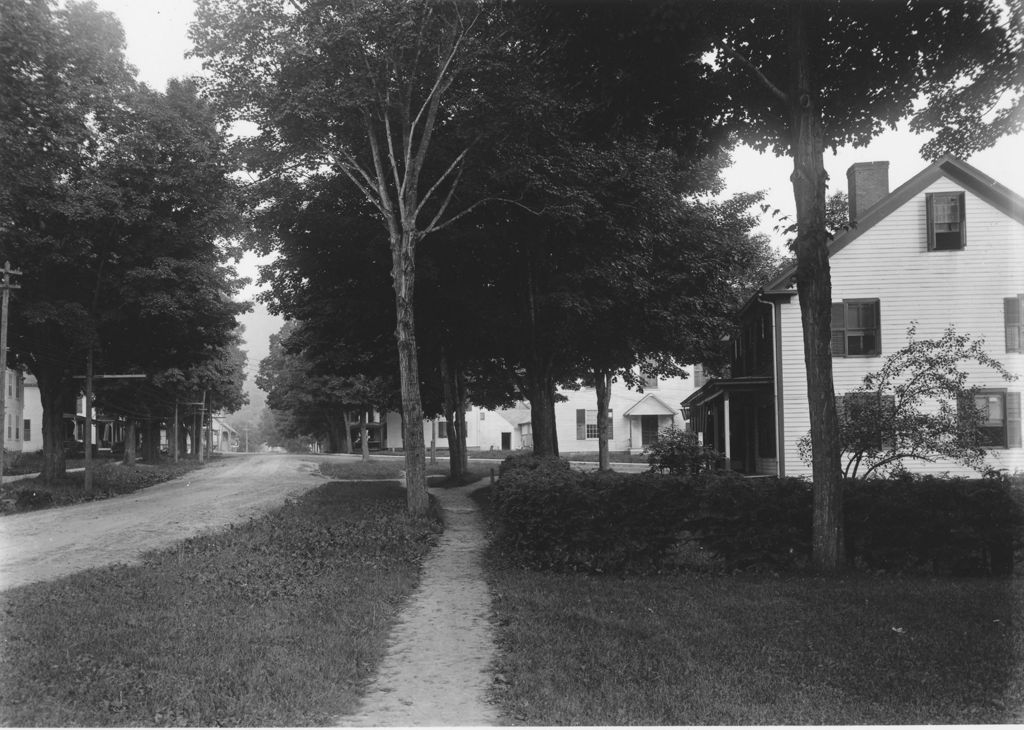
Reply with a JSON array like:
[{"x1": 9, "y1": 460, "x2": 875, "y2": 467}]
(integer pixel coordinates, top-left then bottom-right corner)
[{"x1": 721, "y1": 41, "x2": 789, "y2": 104}]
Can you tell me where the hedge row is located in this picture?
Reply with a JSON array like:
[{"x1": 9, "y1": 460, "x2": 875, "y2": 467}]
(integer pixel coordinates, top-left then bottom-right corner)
[
  {"x1": 492, "y1": 458, "x2": 697, "y2": 572},
  {"x1": 492, "y1": 457, "x2": 1024, "y2": 576}
]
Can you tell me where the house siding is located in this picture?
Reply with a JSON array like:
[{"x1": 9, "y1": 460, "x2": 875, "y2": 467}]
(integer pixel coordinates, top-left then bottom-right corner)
[
  {"x1": 385, "y1": 407, "x2": 519, "y2": 452},
  {"x1": 557, "y1": 372, "x2": 694, "y2": 454},
  {"x1": 779, "y1": 175, "x2": 1024, "y2": 477}
]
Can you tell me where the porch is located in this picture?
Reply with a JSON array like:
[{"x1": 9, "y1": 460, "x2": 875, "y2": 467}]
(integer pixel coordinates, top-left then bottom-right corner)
[{"x1": 682, "y1": 376, "x2": 778, "y2": 476}]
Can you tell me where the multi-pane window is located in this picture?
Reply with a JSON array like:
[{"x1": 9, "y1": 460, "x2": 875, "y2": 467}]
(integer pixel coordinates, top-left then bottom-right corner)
[
  {"x1": 831, "y1": 299, "x2": 881, "y2": 356},
  {"x1": 962, "y1": 390, "x2": 1022, "y2": 449},
  {"x1": 1006, "y1": 294, "x2": 1024, "y2": 353},
  {"x1": 926, "y1": 192, "x2": 966, "y2": 250},
  {"x1": 437, "y1": 421, "x2": 448, "y2": 439},
  {"x1": 576, "y1": 409, "x2": 614, "y2": 440},
  {"x1": 641, "y1": 374, "x2": 659, "y2": 390}
]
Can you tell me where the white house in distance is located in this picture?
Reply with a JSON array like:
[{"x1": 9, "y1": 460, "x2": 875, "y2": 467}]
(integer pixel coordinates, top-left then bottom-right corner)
[
  {"x1": 1, "y1": 368, "x2": 28, "y2": 454},
  {"x1": 385, "y1": 371, "x2": 695, "y2": 455},
  {"x1": 684, "y1": 154, "x2": 1024, "y2": 477}
]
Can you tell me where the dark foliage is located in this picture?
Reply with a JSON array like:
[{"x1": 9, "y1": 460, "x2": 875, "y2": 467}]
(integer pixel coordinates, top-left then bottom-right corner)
[
  {"x1": 489, "y1": 462, "x2": 1023, "y2": 577},
  {"x1": 689, "y1": 475, "x2": 814, "y2": 571},
  {"x1": 497, "y1": 454, "x2": 571, "y2": 478},
  {"x1": 691, "y1": 473, "x2": 1023, "y2": 576},
  {"x1": 492, "y1": 460, "x2": 697, "y2": 573},
  {"x1": 645, "y1": 426, "x2": 723, "y2": 476},
  {"x1": 844, "y1": 476, "x2": 1024, "y2": 576}
]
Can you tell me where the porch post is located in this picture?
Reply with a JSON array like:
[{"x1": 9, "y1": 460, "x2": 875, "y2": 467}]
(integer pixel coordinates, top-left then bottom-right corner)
[{"x1": 723, "y1": 392, "x2": 732, "y2": 470}]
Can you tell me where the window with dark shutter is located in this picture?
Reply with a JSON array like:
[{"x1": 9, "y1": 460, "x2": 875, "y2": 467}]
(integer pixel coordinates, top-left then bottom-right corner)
[
  {"x1": 1006, "y1": 295, "x2": 1024, "y2": 353},
  {"x1": 831, "y1": 299, "x2": 881, "y2": 356},
  {"x1": 926, "y1": 192, "x2": 966, "y2": 250},
  {"x1": 576, "y1": 409, "x2": 586, "y2": 440},
  {"x1": 962, "y1": 389, "x2": 1020, "y2": 449}
]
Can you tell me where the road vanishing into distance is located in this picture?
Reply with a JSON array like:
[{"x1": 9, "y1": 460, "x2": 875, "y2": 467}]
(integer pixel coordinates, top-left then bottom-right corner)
[
  {"x1": 0, "y1": 453, "x2": 335, "y2": 592},
  {"x1": 0, "y1": 451, "x2": 647, "y2": 592}
]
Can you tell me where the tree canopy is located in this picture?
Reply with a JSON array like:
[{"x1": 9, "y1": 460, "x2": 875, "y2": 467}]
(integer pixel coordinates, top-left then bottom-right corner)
[{"x1": 2, "y1": 2, "x2": 248, "y2": 481}]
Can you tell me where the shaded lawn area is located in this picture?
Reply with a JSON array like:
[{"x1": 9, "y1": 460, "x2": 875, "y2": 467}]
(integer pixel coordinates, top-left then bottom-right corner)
[
  {"x1": 0, "y1": 460, "x2": 212, "y2": 515},
  {"x1": 488, "y1": 566, "x2": 1024, "y2": 725},
  {"x1": 318, "y1": 458, "x2": 487, "y2": 487},
  {"x1": 473, "y1": 474, "x2": 1024, "y2": 725},
  {"x1": 318, "y1": 458, "x2": 451, "y2": 481},
  {"x1": 0, "y1": 481, "x2": 441, "y2": 727}
]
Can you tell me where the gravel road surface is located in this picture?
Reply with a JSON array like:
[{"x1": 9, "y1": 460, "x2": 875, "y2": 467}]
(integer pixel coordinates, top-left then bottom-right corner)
[{"x1": 0, "y1": 453, "x2": 329, "y2": 591}]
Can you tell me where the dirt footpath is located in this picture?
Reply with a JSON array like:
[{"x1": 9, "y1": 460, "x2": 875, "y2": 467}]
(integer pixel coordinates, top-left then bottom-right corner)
[
  {"x1": 336, "y1": 480, "x2": 502, "y2": 727},
  {"x1": 0, "y1": 454, "x2": 328, "y2": 592}
]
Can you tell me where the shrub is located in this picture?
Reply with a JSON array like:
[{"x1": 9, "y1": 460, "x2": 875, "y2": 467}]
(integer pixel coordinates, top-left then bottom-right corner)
[
  {"x1": 645, "y1": 426, "x2": 722, "y2": 476},
  {"x1": 497, "y1": 453, "x2": 571, "y2": 478},
  {"x1": 689, "y1": 474, "x2": 814, "y2": 570},
  {"x1": 844, "y1": 475, "x2": 1024, "y2": 576},
  {"x1": 688, "y1": 473, "x2": 1023, "y2": 576},
  {"x1": 492, "y1": 465, "x2": 697, "y2": 573}
]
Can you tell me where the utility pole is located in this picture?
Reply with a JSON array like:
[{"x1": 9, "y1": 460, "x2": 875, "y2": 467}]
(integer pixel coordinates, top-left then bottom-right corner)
[{"x1": 0, "y1": 261, "x2": 23, "y2": 488}]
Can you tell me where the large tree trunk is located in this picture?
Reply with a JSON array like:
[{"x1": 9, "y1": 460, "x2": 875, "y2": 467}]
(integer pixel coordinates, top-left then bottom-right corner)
[
  {"x1": 595, "y1": 368, "x2": 612, "y2": 472},
  {"x1": 141, "y1": 419, "x2": 162, "y2": 462},
  {"x1": 123, "y1": 419, "x2": 137, "y2": 465},
  {"x1": 527, "y1": 368, "x2": 559, "y2": 457},
  {"x1": 359, "y1": 409, "x2": 370, "y2": 461},
  {"x1": 391, "y1": 230, "x2": 429, "y2": 515},
  {"x1": 440, "y1": 351, "x2": 465, "y2": 483},
  {"x1": 326, "y1": 412, "x2": 347, "y2": 453},
  {"x1": 789, "y1": 2, "x2": 845, "y2": 573},
  {"x1": 35, "y1": 368, "x2": 71, "y2": 483},
  {"x1": 342, "y1": 411, "x2": 353, "y2": 454},
  {"x1": 455, "y1": 369, "x2": 469, "y2": 474}
]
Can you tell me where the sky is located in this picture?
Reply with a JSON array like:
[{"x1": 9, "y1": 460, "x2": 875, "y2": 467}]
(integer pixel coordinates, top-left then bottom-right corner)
[{"x1": 92, "y1": 0, "x2": 1024, "y2": 399}]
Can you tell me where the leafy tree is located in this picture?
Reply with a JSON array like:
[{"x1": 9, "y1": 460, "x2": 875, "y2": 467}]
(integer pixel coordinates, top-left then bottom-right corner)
[
  {"x1": 192, "y1": 0, "x2": 502, "y2": 515},
  {"x1": 256, "y1": 322, "x2": 395, "y2": 457},
  {"x1": 2, "y1": 5, "x2": 247, "y2": 482},
  {"x1": 703, "y1": 0, "x2": 1024, "y2": 571},
  {"x1": 512, "y1": 1, "x2": 1023, "y2": 570},
  {"x1": 798, "y1": 325, "x2": 1017, "y2": 479}
]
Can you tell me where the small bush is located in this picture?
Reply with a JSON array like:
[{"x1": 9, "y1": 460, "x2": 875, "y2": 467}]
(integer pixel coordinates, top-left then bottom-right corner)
[
  {"x1": 493, "y1": 464, "x2": 696, "y2": 572},
  {"x1": 645, "y1": 426, "x2": 722, "y2": 476}
]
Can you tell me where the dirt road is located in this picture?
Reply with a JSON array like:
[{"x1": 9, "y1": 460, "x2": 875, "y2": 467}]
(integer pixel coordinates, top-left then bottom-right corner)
[{"x1": 0, "y1": 454, "x2": 330, "y2": 592}]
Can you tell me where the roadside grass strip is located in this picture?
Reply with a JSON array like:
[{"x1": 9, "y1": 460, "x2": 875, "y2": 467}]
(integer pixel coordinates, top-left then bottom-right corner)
[
  {"x1": 0, "y1": 481, "x2": 441, "y2": 727},
  {"x1": 318, "y1": 459, "x2": 449, "y2": 481},
  {"x1": 486, "y1": 562, "x2": 1024, "y2": 725},
  {"x1": 1, "y1": 460, "x2": 212, "y2": 514}
]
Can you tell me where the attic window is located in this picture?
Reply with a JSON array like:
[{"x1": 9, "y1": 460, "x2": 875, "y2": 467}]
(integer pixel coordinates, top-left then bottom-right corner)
[{"x1": 926, "y1": 192, "x2": 965, "y2": 250}]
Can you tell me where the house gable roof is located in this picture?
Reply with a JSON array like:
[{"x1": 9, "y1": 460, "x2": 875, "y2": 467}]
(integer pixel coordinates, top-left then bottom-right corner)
[
  {"x1": 764, "y1": 154, "x2": 1024, "y2": 294},
  {"x1": 622, "y1": 393, "x2": 677, "y2": 417}
]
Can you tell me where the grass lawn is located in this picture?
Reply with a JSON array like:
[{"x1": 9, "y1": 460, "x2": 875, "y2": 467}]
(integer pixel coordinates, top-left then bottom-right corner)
[
  {"x1": 318, "y1": 458, "x2": 449, "y2": 481},
  {"x1": 318, "y1": 458, "x2": 486, "y2": 487},
  {"x1": 474, "y1": 486, "x2": 1024, "y2": 725},
  {"x1": 0, "y1": 460, "x2": 211, "y2": 515},
  {"x1": 0, "y1": 481, "x2": 441, "y2": 727}
]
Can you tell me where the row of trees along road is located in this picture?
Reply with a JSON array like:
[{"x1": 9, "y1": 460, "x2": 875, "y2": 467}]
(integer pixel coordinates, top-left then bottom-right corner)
[
  {"x1": 192, "y1": 0, "x2": 1024, "y2": 572},
  {"x1": 1, "y1": 0, "x2": 249, "y2": 483}
]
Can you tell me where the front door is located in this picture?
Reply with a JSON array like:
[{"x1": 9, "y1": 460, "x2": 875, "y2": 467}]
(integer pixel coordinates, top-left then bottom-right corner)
[
  {"x1": 501, "y1": 432, "x2": 511, "y2": 450},
  {"x1": 641, "y1": 415, "x2": 660, "y2": 445}
]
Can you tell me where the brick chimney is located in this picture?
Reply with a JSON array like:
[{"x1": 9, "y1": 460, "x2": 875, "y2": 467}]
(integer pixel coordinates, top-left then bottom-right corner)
[{"x1": 846, "y1": 161, "x2": 890, "y2": 222}]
